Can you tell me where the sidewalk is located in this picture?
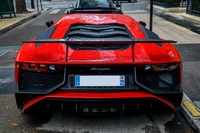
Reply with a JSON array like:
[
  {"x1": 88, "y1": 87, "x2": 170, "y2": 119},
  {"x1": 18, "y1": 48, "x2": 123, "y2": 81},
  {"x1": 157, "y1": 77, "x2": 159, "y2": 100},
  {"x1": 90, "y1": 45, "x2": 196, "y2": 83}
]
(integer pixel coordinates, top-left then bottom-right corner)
[
  {"x1": 153, "y1": 5, "x2": 200, "y2": 25},
  {"x1": 0, "y1": 5, "x2": 200, "y2": 133},
  {"x1": 0, "y1": 9, "x2": 41, "y2": 35}
]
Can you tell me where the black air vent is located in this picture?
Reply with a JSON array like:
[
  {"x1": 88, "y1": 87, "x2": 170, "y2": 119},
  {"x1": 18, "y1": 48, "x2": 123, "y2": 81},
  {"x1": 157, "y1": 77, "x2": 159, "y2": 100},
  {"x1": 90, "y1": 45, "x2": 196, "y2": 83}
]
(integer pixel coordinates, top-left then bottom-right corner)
[
  {"x1": 18, "y1": 70, "x2": 65, "y2": 94},
  {"x1": 69, "y1": 44, "x2": 131, "y2": 50},
  {"x1": 136, "y1": 70, "x2": 179, "y2": 93},
  {"x1": 65, "y1": 24, "x2": 133, "y2": 41}
]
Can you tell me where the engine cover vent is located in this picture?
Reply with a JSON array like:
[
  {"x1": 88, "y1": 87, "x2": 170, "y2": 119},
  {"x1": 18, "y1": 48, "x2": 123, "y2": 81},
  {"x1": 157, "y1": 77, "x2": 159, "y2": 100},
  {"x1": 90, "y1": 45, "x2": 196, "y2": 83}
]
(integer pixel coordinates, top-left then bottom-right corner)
[{"x1": 65, "y1": 24, "x2": 133, "y2": 41}]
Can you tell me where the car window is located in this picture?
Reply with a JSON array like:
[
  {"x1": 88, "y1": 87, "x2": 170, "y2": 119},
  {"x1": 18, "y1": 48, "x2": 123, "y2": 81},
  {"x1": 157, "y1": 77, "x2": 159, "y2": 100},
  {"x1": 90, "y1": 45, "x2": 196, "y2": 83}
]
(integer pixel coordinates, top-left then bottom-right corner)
[{"x1": 78, "y1": 0, "x2": 112, "y2": 8}]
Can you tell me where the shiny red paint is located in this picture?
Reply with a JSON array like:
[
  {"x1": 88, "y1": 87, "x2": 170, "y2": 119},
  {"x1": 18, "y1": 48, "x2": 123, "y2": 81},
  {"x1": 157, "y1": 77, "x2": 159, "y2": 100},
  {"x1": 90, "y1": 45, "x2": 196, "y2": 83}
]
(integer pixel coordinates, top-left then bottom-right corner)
[
  {"x1": 15, "y1": 43, "x2": 67, "y2": 63},
  {"x1": 14, "y1": 63, "x2": 20, "y2": 83},
  {"x1": 15, "y1": 14, "x2": 181, "y2": 64},
  {"x1": 15, "y1": 43, "x2": 181, "y2": 63},
  {"x1": 134, "y1": 43, "x2": 181, "y2": 62},
  {"x1": 22, "y1": 91, "x2": 175, "y2": 112},
  {"x1": 67, "y1": 45, "x2": 133, "y2": 61}
]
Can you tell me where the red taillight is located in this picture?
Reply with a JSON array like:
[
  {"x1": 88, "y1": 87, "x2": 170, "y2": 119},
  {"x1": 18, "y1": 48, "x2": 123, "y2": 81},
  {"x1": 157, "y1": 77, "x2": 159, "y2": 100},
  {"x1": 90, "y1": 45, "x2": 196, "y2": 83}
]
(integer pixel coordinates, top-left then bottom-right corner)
[
  {"x1": 136, "y1": 63, "x2": 179, "y2": 72},
  {"x1": 29, "y1": 64, "x2": 37, "y2": 71},
  {"x1": 38, "y1": 64, "x2": 48, "y2": 72},
  {"x1": 20, "y1": 63, "x2": 63, "y2": 73},
  {"x1": 21, "y1": 63, "x2": 28, "y2": 70},
  {"x1": 152, "y1": 63, "x2": 178, "y2": 72}
]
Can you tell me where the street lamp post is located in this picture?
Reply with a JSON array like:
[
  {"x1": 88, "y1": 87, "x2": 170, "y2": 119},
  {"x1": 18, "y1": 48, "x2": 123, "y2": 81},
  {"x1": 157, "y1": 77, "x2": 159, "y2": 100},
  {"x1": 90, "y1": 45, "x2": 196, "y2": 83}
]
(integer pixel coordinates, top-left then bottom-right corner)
[
  {"x1": 149, "y1": 0, "x2": 153, "y2": 31},
  {"x1": 31, "y1": 0, "x2": 35, "y2": 9}
]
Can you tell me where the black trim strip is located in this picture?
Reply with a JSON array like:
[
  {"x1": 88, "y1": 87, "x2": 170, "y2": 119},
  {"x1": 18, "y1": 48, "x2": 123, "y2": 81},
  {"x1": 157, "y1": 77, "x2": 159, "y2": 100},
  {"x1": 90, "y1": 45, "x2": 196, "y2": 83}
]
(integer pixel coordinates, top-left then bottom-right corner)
[
  {"x1": 36, "y1": 24, "x2": 58, "y2": 47},
  {"x1": 68, "y1": 30, "x2": 129, "y2": 37},
  {"x1": 138, "y1": 25, "x2": 162, "y2": 46}
]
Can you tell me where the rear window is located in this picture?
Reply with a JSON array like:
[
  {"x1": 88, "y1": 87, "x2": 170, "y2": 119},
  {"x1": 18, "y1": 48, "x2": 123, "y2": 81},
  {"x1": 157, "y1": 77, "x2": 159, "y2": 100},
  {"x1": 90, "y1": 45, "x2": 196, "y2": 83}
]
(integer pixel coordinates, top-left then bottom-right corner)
[{"x1": 79, "y1": 0, "x2": 111, "y2": 8}]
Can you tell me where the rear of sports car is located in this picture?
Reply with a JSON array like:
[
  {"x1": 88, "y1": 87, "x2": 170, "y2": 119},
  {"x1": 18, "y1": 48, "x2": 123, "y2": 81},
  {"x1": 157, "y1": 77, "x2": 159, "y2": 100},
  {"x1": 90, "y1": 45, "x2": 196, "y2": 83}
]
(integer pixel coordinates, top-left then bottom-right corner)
[{"x1": 14, "y1": 14, "x2": 183, "y2": 115}]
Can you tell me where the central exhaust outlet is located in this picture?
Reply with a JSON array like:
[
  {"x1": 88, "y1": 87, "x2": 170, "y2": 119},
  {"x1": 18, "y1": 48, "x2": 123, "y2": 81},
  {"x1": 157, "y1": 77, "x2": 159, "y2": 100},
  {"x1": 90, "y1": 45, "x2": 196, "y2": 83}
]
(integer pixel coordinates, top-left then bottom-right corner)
[{"x1": 82, "y1": 106, "x2": 118, "y2": 113}]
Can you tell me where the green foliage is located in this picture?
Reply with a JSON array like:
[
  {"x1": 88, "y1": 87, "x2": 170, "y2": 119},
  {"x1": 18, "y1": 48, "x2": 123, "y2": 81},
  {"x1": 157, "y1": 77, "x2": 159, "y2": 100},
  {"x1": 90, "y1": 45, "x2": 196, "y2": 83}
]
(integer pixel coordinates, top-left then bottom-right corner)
[
  {"x1": 165, "y1": 0, "x2": 181, "y2": 7},
  {"x1": 192, "y1": 0, "x2": 200, "y2": 11}
]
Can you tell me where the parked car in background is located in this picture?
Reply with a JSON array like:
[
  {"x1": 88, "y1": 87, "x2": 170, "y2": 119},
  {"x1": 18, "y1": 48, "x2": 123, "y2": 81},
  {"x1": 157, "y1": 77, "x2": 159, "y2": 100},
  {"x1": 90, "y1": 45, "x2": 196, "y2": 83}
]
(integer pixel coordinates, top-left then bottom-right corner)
[
  {"x1": 67, "y1": 0, "x2": 123, "y2": 14},
  {"x1": 113, "y1": 0, "x2": 137, "y2": 3}
]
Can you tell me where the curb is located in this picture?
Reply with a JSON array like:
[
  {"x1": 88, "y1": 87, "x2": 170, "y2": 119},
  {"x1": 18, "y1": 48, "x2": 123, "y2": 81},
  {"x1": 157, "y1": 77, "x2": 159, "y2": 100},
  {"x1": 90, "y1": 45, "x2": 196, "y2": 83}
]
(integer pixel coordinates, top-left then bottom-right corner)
[
  {"x1": 153, "y1": 5, "x2": 186, "y2": 13},
  {"x1": 180, "y1": 93, "x2": 200, "y2": 133},
  {"x1": 181, "y1": 14, "x2": 200, "y2": 25},
  {"x1": 153, "y1": 5, "x2": 200, "y2": 25},
  {"x1": 0, "y1": 11, "x2": 41, "y2": 35}
]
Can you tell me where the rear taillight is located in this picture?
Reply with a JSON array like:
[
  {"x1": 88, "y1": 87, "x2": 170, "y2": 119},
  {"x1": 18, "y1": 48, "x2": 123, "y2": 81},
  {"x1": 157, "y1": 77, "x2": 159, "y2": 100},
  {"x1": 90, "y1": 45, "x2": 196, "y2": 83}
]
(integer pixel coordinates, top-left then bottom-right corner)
[
  {"x1": 136, "y1": 63, "x2": 179, "y2": 73},
  {"x1": 20, "y1": 63, "x2": 63, "y2": 73}
]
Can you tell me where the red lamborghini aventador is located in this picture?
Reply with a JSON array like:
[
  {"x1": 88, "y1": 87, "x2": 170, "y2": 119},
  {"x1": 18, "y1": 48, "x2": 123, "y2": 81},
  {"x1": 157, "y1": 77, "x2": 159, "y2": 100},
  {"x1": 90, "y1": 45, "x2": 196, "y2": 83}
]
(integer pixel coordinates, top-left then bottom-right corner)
[{"x1": 14, "y1": 0, "x2": 183, "y2": 115}]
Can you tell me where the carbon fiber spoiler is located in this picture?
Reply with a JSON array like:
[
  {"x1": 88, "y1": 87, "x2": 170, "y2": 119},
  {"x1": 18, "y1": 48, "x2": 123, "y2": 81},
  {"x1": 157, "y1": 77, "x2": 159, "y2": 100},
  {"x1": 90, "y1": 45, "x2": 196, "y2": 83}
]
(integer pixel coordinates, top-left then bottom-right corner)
[{"x1": 23, "y1": 39, "x2": 177, "y2": 44}]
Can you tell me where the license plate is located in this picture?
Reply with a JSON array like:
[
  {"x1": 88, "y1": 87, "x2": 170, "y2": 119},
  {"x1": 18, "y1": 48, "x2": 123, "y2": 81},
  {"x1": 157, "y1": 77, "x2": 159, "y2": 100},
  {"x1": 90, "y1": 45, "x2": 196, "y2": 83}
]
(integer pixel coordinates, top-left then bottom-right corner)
[{"x1": 75, "y1": 75, "x2": 125, "y2": 87}]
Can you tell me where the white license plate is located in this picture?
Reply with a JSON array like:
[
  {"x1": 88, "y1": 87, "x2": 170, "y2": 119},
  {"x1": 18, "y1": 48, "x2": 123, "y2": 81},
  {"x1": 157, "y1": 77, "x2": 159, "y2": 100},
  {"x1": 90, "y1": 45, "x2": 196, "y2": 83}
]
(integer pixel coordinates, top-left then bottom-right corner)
[{"x1": 75, "y1": 75, "x2": 125, "y2": 87}]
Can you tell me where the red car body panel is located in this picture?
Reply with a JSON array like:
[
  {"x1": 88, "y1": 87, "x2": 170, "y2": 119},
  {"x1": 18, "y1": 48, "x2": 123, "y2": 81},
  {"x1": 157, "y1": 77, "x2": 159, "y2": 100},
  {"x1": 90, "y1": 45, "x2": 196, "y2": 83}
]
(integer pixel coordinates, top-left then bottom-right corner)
[
  {"x1": 15, "y1": 14, "x2": 181, "y2": 64},
  {"x1": 15, "y1": 43, "x2": 181, "y2": 63}
]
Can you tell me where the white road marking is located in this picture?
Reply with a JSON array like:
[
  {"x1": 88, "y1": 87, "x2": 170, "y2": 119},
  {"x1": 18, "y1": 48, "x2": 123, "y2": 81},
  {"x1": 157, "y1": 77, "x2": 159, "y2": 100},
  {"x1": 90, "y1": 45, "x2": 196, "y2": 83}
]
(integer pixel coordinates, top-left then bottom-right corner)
[
  {"x1": 49, "y1": 9, "x2": 61, "y2": 14},
  {"x1": 123, "y1": 10, "x2": 147, "y2": 14},
  {"x1": 64, "y1": 9, "x2": 68, "y2": 14}
]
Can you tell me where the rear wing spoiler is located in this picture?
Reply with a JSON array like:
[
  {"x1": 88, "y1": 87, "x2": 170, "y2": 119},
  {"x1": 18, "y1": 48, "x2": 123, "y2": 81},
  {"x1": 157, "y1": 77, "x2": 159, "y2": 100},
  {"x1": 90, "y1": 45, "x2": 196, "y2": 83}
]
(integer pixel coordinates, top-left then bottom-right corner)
[
  {"x1": 23, "y1": 39, "x2": 176, "y2": 43},
  {"x1": 23, "y1": 39, "x2": 177, "y2": 47}
]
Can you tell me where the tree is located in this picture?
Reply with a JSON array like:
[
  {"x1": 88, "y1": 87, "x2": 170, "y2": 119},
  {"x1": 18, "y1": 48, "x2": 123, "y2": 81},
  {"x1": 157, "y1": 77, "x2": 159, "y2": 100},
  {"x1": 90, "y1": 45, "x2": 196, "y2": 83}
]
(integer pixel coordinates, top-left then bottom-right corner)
[{"x1": 16, "y1": 0, "x2": 27, "y2": 13}]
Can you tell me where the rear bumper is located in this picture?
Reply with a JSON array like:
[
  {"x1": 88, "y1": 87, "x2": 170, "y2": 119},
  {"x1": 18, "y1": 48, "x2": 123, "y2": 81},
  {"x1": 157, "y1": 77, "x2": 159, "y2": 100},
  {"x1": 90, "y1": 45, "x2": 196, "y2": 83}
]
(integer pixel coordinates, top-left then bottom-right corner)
[{"x1": 15, "y1": 90, "x2": 183, "y2": 113}]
